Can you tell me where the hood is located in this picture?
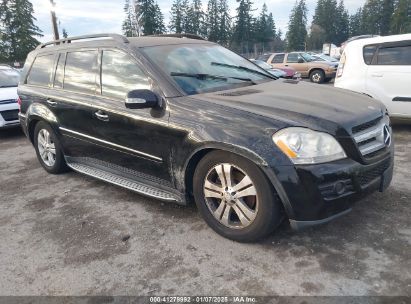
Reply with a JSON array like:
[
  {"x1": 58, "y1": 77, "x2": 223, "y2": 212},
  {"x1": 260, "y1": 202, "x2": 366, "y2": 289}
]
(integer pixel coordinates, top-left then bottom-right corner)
[
  {"x1": 192, "y1": 80, "x2": 385, "y2": 136},
  {"x1": 0, "y1": 86, "x2": 18, "y2": 101}
]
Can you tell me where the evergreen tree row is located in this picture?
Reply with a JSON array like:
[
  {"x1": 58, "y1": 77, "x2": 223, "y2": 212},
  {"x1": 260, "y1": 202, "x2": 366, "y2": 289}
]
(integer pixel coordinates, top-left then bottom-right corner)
[
  {"x1": 287, "y1": 0, "x2": 411, "y2": 51},
  {"x1": 123, "y1": 0, "x2": 165, "y2": 36}
]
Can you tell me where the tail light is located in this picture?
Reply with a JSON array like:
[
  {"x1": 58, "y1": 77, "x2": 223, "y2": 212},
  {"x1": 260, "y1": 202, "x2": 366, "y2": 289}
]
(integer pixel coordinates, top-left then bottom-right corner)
[
  {"x1": 337, "y1": 53, "x2": 346, "y2": 78},
  {"x1": 17, "y1": 96, "x2": 22, "y2": 112}
]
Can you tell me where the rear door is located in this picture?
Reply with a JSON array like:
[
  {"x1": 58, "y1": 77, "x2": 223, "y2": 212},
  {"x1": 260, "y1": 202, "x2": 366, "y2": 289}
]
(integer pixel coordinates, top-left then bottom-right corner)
[
  {"x1": 269, "y1": 53, "x2": 285, "y2": 68},
  {"x1": 49, "y1": 49, "x2": 102, "y2": 159},
  {"x1": 366, "y1": 41, "x2": 411, "y2": 118}
]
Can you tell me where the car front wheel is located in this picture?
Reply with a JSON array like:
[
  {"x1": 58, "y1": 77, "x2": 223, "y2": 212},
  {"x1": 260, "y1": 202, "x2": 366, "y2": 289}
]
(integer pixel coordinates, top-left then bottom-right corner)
[
  {"x1": 310, "y1": 69, "x2": 325, "y2": 83},
  {"x1": 193, "y1": 151, "x2": 283, "y2": 242}
]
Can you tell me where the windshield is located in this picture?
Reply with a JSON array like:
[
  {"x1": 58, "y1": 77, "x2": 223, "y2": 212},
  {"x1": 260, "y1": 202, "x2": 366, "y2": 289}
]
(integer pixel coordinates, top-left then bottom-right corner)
[
  {"x1": 320, "y1": 54, "x2": 338, "y2": 62},
  {"x1": 300, "y1": 53, "x2": 315, "y2": 62},
  {"x1": 0, "y1": 68, "x2": 20, "y2": 87},
  {"x1": 141, "y1": 44, "x2": 273, "y2": 95}
]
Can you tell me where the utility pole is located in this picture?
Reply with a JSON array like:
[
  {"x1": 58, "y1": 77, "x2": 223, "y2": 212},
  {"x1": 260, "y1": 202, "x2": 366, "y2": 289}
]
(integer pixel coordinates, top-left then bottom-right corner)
[{"x1": 49, "y1": 0, "x2": 60, "y2": 41}]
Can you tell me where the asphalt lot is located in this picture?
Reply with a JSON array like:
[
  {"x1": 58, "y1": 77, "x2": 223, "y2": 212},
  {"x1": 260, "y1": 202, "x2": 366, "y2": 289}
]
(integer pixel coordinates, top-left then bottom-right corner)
[{"x1": 0, "y1": 124, "x2": 410, "y2": 296}]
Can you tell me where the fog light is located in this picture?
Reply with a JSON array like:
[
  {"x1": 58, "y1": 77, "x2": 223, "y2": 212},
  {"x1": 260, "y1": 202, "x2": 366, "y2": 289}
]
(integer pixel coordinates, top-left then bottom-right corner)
[{"x1": 334, "y1": 182, "x2": 346, "y2": 195}]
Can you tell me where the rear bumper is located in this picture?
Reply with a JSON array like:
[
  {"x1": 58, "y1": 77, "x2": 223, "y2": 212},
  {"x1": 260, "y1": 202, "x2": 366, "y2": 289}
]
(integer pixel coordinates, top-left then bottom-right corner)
[{"x1": 18, "y1": 113, "x2": 29, "y2": 136}]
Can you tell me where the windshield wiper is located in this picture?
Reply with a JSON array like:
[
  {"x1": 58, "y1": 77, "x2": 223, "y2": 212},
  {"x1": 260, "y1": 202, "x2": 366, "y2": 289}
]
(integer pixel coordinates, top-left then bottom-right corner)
[
  {"x1": 0, "y1": 85, "x2": 18, "y2": 88},
  {"x1": 210, "y1": 62, "x2": 278, "y2": 80},
  {"x1": 170, "y1": 72, "x2": 256, "y2": 84}
]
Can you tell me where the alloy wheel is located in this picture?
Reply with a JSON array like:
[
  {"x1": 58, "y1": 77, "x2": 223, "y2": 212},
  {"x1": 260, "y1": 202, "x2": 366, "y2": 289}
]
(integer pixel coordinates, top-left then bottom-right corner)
[
  {"x1": 203, "y1": 163, "x2": 258, "y2": 229},
  {"x1": 37, "y1": 129, "x2": 56, "y2": 167}
]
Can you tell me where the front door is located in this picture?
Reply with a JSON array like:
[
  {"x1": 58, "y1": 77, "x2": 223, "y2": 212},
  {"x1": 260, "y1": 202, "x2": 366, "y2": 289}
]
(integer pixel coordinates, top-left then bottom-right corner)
[{"x1": 89, "y1": 49, "x2": 174, "y2": 183}]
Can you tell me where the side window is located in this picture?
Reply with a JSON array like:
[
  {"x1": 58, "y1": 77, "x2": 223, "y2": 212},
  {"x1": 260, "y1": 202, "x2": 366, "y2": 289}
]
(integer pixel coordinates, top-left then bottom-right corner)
[
  {"x1": 257, "y1": 54, "x2": 270, "y2": 62},
  {"x1": 26, "y1": 54, "x2": 54, "y2": 86},
  {"x1": 64, "y1": 50, "x2": 98, "y2": 94},
  {"x1": 363, "y1": 45, "x2": 377, "y2": 65},
  {"x1": 271, "y1": 54, "x2": 285, "y2": 64},
  {"x1": 101, "y1": 50, "x2": 150, "y2": 100},
  {"x1": 286, "y1": 53, "x2": 299, "y2": 63},
  {"x1": 54, "y1": 53, "x2": 66, "y2": 88},
  {"x1": 376, "y1": 45, "x2": 411, "y2": 65}
]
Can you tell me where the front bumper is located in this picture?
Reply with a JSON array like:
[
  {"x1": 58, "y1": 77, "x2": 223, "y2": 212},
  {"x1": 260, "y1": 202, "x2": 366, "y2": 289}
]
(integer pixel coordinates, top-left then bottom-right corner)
[
  {"x1": 325, "y1": 70, "x2": 337, "y2": 78},
  {"x1": 0, "y1": 104, "x2": 20, "y2": 128},
  {"x1": 265, "y1": 147, "x2": 394, "y2": 229}
]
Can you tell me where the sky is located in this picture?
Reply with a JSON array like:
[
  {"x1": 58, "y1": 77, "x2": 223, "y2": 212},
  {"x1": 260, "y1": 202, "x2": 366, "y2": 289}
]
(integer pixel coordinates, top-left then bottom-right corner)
[{"x1": 31, "y1": 0, "x2": 367, "y2": 43}]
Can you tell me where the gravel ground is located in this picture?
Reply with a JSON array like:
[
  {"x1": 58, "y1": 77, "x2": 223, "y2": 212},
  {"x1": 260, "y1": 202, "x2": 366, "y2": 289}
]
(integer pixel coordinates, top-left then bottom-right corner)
[{"x1": 0, "y1": 125, "x2": 410, "y2": 296}]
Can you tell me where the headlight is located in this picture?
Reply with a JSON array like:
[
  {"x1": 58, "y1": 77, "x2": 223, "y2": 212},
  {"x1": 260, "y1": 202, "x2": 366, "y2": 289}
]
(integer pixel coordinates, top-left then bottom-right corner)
[{"x1": 272, "y1": 127, "x2": 346, "y2": 164}]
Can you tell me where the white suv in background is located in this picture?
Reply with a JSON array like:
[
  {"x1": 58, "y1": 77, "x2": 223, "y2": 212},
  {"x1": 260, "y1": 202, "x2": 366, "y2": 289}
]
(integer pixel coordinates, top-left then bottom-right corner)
[
  {"x1": 0, "y1": 65, "x2": 20, "y2": 128},
  {"x1": 335, "y1": 34, "x2": 411, "y2": 121}
]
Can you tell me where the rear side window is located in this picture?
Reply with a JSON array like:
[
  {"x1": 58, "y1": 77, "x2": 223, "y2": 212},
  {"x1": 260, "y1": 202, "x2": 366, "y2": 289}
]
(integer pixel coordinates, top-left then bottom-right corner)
[
  {"x1": 64, "y1": 50, "x2": 98, "y2": 94},
  {"x1": 363, "y1": 45, "x2": 377, "y2": 65},
  {"x1": 376, "y1": 45, "x2": 411, "y2": 65},
  {"x1": 101, "y1": 50, "x2": 150, "y2": 100},
  {"x1": 54, "y1": 53, "x2": 66, "y2": 88},
  {"x1": 27, "y1": 54, "x2": 54, "y2": 86},
  {"x1": 271, "y1": 54, "x2": 285, "y2": 64}
]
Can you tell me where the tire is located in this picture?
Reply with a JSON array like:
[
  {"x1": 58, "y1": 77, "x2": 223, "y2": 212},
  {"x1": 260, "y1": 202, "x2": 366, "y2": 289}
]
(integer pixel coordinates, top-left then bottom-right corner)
[
  {"x1": 193, "y1": 151, "x2": 283, "y2": 242},
  {"x1": 324, "y1": 77, "x2": 332, "y2": 83},
  {"x1": 33, "y1": 121, "x2": 68, "y2": 174},
  {"x1": 310, "y1": 69, "x2": 325, "y2": 84}
]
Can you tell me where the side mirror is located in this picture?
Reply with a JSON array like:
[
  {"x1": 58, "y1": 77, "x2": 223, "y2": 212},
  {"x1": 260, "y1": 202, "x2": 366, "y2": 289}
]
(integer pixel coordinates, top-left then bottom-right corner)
[
  {"x1": 125, "y1": 89, "x2": 158, "y2": 109},
  {"x1": 298, "y1": 58, "x2": 304, "y2": 63}
]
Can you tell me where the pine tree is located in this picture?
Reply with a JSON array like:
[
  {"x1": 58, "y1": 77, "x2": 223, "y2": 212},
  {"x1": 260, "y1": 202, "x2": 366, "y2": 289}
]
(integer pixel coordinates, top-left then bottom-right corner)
[
  {"x1": 335, "y1": 0, "x2": 349, "y2": 45},
  {"x1": 380, "y1": 0, "x2": 394, "y2": 34},
  {"x1": 169, "y1": 0, "x2": 184, "y2": 33},
  {"x1": 255, "y1": 4, "x2": 276, "y2": 52},
  {"x1": 231, "y1": 0, "x2": 254, "y2": 53},
  {"x1": 206, "y1": 0, "x2": 219, "y2": 41},
  {"x1": 310, "y1": 0, "x2": 339, "y2": 45},
  {"x1": 349, "y1": 8, "x2": 363, "y2": 37},
  {"x1": 189, "y1": 0, "x2": 205, "y2": 36},
  {"x1": 286, "y1": 0, "x2": 308, "y2": 51},
  {"x1": 218, "y1": 0, "x2": 231, "y2": 45},
  {"x1": 153, "y1": 3, "x2": 165, "y2": 34},
  {"x1": 0, "y1": 0, "x2": 42, "y2": 62},
  {"x1": 122, "y1": 0, "x2": 140, "y2": 36},
  {"x1": 391, "y1": 0, "x2": 411, "y2": 34},
  {"x1": 361, "y1": 0, "x2": 382, "y2": 35}
]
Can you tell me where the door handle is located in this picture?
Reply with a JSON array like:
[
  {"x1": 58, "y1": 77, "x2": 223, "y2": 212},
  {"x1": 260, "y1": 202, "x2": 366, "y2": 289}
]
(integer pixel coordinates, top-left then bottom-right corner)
[
  {"x1": 46, "y1": 99, "x2": 57, "y2": 106},
  {"x1": 371, "y1": 73, "x2": 383, "y2": 78},
  {"x1": 95, "y1": 111, "x2": 109, "y2": 121}
]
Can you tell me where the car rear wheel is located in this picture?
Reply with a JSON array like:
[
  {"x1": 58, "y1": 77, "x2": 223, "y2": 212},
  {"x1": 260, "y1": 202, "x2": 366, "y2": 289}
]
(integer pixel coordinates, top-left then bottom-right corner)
[
  {"x1": 34, "y1": 121, "x2": 68, "y2": 174},
  {"x1": 310, "y1": 69, "x2": 325, "y2": 83},
  {"x1": 193, "y1": 151, "x2": 283, "y2": 242}
]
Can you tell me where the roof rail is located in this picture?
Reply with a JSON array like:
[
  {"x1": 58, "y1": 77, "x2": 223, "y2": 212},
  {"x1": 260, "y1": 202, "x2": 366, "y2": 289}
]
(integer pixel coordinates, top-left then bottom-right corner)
[
  {"x1": 37, "y1": 33, "x2": 129, "y2": 49},
  {"x1": 146, "y1": 33, "x2": 205, "y2": 40}
]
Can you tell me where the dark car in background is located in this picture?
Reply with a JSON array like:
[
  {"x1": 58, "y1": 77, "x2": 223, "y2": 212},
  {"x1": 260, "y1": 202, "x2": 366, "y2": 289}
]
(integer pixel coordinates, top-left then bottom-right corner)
[{"x1": 18, "y1": 33, "x2": 394, "y2": 242}]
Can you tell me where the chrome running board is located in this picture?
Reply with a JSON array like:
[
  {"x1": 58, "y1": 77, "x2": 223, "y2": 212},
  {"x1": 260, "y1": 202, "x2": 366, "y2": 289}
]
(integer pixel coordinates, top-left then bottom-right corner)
[{"x1": 66, "y1": 159, "x2": 182, "y2": 202}]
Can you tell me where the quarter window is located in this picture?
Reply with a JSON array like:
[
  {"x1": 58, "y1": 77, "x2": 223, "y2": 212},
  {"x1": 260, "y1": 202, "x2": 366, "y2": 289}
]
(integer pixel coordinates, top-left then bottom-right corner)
[
  {"x1": 27, "y1": 54, "x2": 54, "y2": 86},
  {"x1": 376, "y1": 45, "x2": 411, "y2": 65},
  {"x1": 64, "y1": 50, "x2": 98, "y2": 94},
  {"x1": 272, "y1": 54, "x2": 285, "y2": 64},
  {"x1": 363, "y1": 45, "x2": 377, "y2": 65},
  {"x1": 101, "y1": 50, "x2": 150, "y2": 100}
]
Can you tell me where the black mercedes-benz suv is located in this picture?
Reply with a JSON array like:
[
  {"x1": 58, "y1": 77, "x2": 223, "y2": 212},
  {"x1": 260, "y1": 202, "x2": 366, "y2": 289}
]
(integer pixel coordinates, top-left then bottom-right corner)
[{"x1": 18, "y1": 33, "x2": 394, "y2": 242}]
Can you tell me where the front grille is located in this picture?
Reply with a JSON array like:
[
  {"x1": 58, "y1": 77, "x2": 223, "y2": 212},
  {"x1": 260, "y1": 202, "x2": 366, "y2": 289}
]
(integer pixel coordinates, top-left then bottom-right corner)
[
  {"x1": 0, "y1": 109, "x2": 19, "y2": 121},
  {"x1": 352, "y1": 116, "x2": 381, "y2": 134},
  {"x1": 352, "y1": 116, "x2": 388, "y2": 157},
  {"x1": 0, "y1": 99, "x2": 17, "y2": 105},
  {"x1": 357, "y1": 159, "x2": 390, "y2": 186}
]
